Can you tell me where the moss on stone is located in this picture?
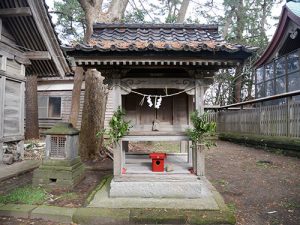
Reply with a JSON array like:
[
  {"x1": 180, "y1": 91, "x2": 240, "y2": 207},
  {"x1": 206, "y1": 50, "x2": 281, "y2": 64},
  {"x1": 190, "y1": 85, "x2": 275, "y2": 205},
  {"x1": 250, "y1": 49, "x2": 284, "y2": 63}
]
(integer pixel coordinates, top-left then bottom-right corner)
[
  {"x1": 130, "y1": 208, "x2": 235, "y2": 225},
  {"x1": 73, "y1": 208, "x2": 130, "y2": 225},
  {"x1": 85, "y1": 175, "x2": 112, "y2": 206},
  {"x1": 43, "y1": 123, "x2": 79, "y2": 135},
  {"x1": 186, "y1": 209, "x2": 236, "y2": 225}
]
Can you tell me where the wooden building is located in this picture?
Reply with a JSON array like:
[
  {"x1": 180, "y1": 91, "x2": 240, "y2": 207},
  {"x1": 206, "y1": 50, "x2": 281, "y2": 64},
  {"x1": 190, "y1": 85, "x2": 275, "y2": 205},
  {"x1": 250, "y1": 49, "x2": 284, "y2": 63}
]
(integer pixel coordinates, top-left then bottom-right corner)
[
  {"x1": 64, "y1": 23, "x2": 255, "y2": 197},
  {"x1": 0, "y1": 0, "x2": 71, "y2": 162},
  {"x1": 254, "y1": 0, "x2": 300, "y2": 102}
]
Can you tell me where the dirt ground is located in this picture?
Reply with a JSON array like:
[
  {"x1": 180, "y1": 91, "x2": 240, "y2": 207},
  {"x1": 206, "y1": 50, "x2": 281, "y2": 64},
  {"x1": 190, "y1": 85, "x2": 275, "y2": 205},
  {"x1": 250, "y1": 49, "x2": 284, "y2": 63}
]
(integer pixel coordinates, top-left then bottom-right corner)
[
  {"x1": 206, "y1": 141, "x2": 300, "y2": 225},
  {"x1": 0, "y1": 140, "x2": 299, "y2": 225}
]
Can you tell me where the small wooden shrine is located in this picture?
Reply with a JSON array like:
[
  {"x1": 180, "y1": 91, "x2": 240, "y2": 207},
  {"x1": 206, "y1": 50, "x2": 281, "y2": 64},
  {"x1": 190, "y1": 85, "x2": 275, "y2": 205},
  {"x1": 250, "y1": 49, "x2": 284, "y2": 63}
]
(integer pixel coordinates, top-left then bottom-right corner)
[{"x1": 64, "y1": 23, "x2": 255, "y2": 198}]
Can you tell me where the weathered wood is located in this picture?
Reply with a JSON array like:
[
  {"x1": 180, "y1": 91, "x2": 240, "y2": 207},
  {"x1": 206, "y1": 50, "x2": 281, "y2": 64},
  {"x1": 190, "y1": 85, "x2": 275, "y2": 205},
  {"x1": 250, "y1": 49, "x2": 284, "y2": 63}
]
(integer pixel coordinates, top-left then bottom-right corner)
[
  {"x1": 121, "y1": 135, "x2": 189, "y2": 142},
  {"x1": 3, "y1": 79, "x2": 21, "y2": 137},
  {"x1": 69, "y1": 67, "x2": 84, "y2": 127},
  {"x1": 23, "y1": 51, "x2": 51, "y2": 60},
  {"x1": 0, "y1": 43, "x2": 29, "y2": 65},
  {"x1": 0, "y1": 76, "x2": 5, "y2": 139},
  {"x1": 27, "y1": 0, "x2": 69, "y2": 78},
  {"x1": 0, "y1": 135, "x2": 24, "y2": 143},
  {"x1": 207, "y1": 101, "x2": 300, "y2": 138},
  {"x1": 25, "y1": 75, "x2": 39, "y2": 139},
  {"x1": 0, "y1": 7, "x2": 32, "y2": 17},
  {"x1": 0, "y1": 55, "x2": 7, "y2": 71},
  {"x1": 195, "y1": 79, "x2": 205, "y2": 114},
  {"x1": 0, "y1": 18, "x2": 2, "y2": 41}
]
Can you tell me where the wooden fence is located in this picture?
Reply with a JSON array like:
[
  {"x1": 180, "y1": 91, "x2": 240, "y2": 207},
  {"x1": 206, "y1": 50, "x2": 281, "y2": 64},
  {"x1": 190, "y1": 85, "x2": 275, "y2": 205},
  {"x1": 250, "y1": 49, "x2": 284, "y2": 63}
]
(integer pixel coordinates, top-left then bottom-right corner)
[{"x1": 207, "y1": 102, "x2": 300, "y2": 138}]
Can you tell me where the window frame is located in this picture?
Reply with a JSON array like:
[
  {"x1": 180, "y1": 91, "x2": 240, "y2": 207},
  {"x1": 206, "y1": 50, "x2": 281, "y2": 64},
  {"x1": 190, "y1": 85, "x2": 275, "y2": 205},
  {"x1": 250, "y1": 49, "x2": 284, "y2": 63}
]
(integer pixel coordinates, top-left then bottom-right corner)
[
  {"x1": 255, "y1": 48, "x2": 300, "y2": 99},
  {"x1": 38, "y1": 96, "x2": 62, "y2": 119}
]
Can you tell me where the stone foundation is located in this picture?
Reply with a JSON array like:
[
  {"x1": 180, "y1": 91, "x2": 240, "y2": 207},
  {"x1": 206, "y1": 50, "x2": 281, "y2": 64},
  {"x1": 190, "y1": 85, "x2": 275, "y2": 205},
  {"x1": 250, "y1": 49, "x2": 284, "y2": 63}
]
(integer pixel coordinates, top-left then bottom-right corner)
[
  {"x1": 110, "y1": 179, "x2": 204, "y2": 198},
  {"x1": 33, "y1": 157, "x2": 85, "y2": 189}
]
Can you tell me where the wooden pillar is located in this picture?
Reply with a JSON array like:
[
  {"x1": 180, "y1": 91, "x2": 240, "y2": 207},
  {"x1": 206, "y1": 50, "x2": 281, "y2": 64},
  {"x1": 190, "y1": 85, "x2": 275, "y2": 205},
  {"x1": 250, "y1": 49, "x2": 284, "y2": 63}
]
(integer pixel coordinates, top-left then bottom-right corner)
[
  {"x1": 195, "y1": 79, "x2": 205, "y2": 114},
  {"x1": 287, "y1": 96, "x2": 293, "y2": 137},
  {"x1": 180, "y1": 141, "x2": 187, "y2": 153},
  {"x1": 0, "y1": 75, "x2": 4, "y2": 162},
  {"x1": 69, "y1": 66, "x2": 84, "y2": 128},
  {"x1": 112, "y1": 76, "x2": 122, "y2": 111},
  {"x1": 25, "y1": 74, "x2": 39, "y2": 139}
]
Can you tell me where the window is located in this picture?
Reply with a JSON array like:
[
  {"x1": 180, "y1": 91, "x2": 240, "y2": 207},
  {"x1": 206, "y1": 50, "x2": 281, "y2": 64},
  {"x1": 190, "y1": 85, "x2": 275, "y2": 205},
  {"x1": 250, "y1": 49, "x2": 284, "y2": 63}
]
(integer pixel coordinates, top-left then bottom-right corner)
[
  {"x1": 38, "y1": 96, "x2": 61, "y2": 118},
  {"x1": 255, "y1": 49, "x2": 300, "y2": 99},
  {"x1": 287, "y1": 51, "x2": 300, "y2": 92}
]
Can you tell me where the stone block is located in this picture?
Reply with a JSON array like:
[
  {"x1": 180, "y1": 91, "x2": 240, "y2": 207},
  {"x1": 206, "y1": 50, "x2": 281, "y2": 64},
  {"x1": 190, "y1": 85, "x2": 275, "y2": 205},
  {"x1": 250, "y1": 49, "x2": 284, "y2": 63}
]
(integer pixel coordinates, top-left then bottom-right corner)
[
  {"x1": 110, "y1": 180, "x2": 202, "y2": 198},
  {"x1": 33, "y1": 160, "x2": 85, "y2": 189},
  {"x1": 2, "y1": 154, "x2": 13, "y2": 165},
  {"x1": 0, "y1": 204, "x2": 37, "y2": 218},
  {"x1": 73, "y1": 208, "x2": 130, "y2": 225},
  {"x1": 31, "y1": 205, "x2": 75, "y2": 223}
]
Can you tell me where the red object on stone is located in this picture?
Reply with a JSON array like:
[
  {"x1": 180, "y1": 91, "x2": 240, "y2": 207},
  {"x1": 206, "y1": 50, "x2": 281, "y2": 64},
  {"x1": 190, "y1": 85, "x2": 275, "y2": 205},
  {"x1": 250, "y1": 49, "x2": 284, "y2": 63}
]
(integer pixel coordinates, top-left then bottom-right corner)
[{"x1": 149, "y1": 153, "x2": 167, "y2": 172}]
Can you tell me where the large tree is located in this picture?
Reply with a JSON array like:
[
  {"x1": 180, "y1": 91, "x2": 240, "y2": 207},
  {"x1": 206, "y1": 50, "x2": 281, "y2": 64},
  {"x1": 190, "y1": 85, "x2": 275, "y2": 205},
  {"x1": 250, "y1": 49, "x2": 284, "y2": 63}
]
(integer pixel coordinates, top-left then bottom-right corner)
[{"x1": 75, "y1": 0, "x2": 129, "y2": 160}]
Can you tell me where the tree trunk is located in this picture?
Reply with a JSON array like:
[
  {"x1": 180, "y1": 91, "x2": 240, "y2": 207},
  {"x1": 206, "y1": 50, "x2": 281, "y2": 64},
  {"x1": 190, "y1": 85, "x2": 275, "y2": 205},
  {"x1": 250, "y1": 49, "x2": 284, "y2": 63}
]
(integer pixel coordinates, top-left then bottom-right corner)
[
  {"x1": 232, "y1": 64, "x2": 243, "y2": 103},
  {"x1": 69, "y1": 67, "x2": 84, "y2": 128},
  {"x1": 176, "y1": 0, "x2": 190, "y2": 23},
  {"x1": 108, "y1": 0, "x2": 129, "y2": 22},
  {"x1": 79, "y1": 69, "x2": 107, "y2": 161},
  {"x1": 25, "y1": 75, "x2": 39, "y2": 139}
]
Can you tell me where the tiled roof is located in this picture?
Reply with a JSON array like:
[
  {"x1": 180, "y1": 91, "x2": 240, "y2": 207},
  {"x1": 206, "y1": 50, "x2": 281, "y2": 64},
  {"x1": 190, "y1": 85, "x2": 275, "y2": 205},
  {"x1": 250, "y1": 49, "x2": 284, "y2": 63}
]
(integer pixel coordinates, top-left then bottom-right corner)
[{"x1": 63, "y1": 23, "x2": 257, "y2": 53}]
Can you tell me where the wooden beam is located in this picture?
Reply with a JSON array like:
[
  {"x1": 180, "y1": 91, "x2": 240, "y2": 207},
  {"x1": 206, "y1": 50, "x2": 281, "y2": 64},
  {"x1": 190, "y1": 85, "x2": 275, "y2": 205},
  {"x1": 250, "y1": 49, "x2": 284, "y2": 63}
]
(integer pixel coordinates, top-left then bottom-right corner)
[
  {"x1": 27, "y1": 0, "x2": 70, "y2": 78},
  {"x1": 23, "y1": 51, "x2": 51, "y2": 60},
  {"x1": 0, "y1": 7, "x2": 32, "y2": 17},
  {"x1": 0, "y1": 18, "x2": 2, "y2": 40}
]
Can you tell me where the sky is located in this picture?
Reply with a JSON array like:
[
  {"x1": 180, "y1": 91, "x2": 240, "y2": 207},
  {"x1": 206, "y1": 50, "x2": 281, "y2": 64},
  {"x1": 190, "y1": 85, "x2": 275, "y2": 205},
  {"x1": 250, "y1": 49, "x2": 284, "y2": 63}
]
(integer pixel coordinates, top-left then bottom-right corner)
[{"x1": 45, "y1": 0, "x2": 285, "y2": 42}]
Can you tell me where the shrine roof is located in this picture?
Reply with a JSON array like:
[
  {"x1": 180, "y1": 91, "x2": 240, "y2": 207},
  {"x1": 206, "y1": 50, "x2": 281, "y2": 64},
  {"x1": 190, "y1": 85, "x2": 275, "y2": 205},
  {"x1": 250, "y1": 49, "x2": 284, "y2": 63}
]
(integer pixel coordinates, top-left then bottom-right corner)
[{"x1": 63, "y1": 23, "x2": 257, "y2": 54}]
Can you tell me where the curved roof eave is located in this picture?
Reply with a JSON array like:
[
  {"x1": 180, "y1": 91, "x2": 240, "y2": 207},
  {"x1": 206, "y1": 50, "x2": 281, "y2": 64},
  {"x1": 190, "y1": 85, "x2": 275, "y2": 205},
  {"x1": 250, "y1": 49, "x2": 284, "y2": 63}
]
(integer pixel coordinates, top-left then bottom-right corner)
[{"x1": 254, "y1": 4, "x2": 300, "y2": 68}]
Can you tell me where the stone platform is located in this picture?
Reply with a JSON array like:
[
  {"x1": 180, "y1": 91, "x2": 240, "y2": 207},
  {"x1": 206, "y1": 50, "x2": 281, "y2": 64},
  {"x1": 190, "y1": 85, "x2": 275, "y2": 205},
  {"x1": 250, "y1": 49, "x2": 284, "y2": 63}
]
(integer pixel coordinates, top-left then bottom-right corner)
[{"x1": 89, "y1": 176, "x2": 220, "y2": 210}]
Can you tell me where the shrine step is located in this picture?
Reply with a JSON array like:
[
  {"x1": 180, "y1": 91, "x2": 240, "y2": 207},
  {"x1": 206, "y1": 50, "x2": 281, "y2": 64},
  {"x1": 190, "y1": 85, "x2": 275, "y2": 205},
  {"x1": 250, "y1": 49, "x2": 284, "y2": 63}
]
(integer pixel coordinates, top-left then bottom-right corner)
[{"x1": 110, "y1": 179, "x2": 206, "y2": 198}]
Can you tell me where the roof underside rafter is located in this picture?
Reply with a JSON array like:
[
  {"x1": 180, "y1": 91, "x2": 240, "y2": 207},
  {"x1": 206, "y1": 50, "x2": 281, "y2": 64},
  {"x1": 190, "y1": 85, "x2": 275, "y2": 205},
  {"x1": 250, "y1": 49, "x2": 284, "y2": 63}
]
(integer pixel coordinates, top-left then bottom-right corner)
[{"x1": 0, "y1": 0, "x2": 71, "y2": 78}]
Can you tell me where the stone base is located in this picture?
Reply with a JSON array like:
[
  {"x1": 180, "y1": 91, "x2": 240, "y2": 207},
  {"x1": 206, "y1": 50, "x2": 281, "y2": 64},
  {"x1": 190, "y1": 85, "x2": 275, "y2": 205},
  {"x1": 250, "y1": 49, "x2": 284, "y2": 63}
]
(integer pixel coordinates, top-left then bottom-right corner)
[
  {"x1": 110, "y1": 178, "x2": 203, "y2": 198},
  {"x1": 32, "y1": 157, "x2": 85, "y2": 189}
]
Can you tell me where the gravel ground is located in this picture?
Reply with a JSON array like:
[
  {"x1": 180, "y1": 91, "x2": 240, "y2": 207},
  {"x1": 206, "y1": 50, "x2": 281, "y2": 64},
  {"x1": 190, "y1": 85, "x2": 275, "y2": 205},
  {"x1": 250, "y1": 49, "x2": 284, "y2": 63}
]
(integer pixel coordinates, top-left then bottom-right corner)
[{"x1": 0, "y1": 140, "x2": 299, "y2": 225}]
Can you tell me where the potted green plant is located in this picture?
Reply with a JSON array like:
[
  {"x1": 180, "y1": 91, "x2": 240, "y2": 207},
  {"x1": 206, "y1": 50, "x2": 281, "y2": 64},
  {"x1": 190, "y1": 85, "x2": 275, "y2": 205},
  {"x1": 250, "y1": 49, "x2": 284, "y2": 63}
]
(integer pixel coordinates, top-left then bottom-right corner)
[
  {"x1": 186, "y1": 110, "x2": 216, "y2": 148},
  {"x1": 97, "y1": 107, "x2": 131, "y2": 158}
]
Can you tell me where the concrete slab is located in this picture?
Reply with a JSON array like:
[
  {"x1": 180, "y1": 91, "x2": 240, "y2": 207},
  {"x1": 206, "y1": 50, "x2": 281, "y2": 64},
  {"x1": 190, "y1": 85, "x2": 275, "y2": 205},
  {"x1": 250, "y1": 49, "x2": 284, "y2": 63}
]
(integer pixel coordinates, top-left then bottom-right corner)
[
  {"x1": 73, "y1": 208, "x2": 130, "y2": 225},
  {"x1": 31, "y1": 205, "x2": 76, "y2": 223},
  {"x1": 0, "y1": 160, "x2": 41, "y2": 182},
  {"x1": 0, "y1": 204, "x2": 37, "y2": 218},
  {"x1": 88, "y1": 177, "x2": 219, "y2": 210}
]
